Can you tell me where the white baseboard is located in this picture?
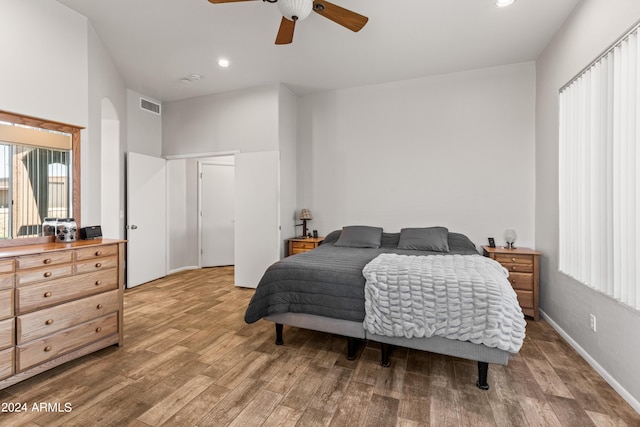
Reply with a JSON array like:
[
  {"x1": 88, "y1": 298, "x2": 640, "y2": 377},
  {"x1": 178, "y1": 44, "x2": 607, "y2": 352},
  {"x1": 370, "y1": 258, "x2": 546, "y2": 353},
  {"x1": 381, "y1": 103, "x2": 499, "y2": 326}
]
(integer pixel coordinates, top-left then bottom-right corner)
[
  {"x1": 541, "y1": 309, "x2": 640, "y2": 414},
  {"x1": 168, "y1": 265, "x2": 200, "y2": 275}
]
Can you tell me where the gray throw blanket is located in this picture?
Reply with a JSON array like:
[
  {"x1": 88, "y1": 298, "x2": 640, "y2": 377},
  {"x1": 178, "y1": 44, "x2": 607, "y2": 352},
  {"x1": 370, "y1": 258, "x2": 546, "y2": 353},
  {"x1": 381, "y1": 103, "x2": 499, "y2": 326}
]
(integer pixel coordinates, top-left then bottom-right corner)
[{"x1": 362, "y1": 253, "x2": 526, "y2": 353}]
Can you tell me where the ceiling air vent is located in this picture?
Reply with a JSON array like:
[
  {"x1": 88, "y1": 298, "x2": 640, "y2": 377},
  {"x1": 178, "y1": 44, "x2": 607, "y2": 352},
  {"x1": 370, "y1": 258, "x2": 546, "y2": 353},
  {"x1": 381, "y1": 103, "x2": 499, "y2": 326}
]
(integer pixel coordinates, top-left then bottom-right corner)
[{"x1": 140, "y1": 98, "x2": 161, "y2": 116}]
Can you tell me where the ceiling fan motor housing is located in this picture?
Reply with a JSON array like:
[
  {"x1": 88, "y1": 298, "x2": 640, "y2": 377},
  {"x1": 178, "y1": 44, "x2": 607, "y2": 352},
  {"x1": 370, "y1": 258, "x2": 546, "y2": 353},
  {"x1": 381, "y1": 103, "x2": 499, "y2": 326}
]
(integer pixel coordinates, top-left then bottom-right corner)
[{"x1": 277, "y1": 0, "x2": 313, "y2": 21}]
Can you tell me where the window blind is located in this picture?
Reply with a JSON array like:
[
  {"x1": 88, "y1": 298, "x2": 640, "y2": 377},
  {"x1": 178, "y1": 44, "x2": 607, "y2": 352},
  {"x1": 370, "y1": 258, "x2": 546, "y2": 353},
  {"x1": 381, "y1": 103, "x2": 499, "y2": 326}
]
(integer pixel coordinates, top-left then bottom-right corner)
[{"x1": 559, "y1": 22, "x2": 640, "y2": 310}]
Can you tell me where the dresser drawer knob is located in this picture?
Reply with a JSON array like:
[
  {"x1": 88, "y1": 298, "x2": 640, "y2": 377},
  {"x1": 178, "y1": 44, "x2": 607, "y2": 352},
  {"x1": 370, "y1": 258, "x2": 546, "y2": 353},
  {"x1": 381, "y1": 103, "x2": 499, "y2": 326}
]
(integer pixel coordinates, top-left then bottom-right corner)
[
  {"x1": 44, "y1": 292, "x2": 52, "y2": 298},
  {"x1": 95, "y1": 280, "x2": 102, "y2": 286},
  {"x1": 95, "y1": 327, "x2": 102, "y2": 333},
  {"x1": 45, "y1": 319, "x2": 54, "y2": 325},
  {"x1": 96, "y1": 304, "x2": 103, "y2": 309},
  {"x1": 95, "y1": 251, "x2": 102, "y2": 256},
  {"x1": 44, "y1": 272, "x2": 52, "y2": 278},
  {"x1": 511, "y1": 266, "x2": 517, "y2": 271},
  {"x1": 44, "y1": 346, "x2": 52, "y2": 352},
  {"x1": 43, "y1": 258, "x2": 52, "y2": 265},
  {"x1": 511, "y1": 257, "x2": 516, "y2": 262},
  {"x1": 95, "y1": 262, "x2": 102, "y2": 268}
]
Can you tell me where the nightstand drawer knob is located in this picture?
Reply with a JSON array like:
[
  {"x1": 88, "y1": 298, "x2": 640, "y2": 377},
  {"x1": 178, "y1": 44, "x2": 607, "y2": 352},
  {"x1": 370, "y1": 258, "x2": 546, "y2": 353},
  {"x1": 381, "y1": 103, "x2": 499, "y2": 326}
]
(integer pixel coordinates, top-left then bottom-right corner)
[
  {"x1": 45, "y1": 319, "x2": 54, "y2": 325},
  {"x1": 96, "y1": 304, "x2": 103, "y2": 309},
  {"x1": 44, "y1": 346, "x2": 52, "y2": 352},
  {"x1": 44, "y1": 292, "x2": 52, "y2": 298},
  {"x1": 95, "y1": 327, "x2": 102, "y2": 333}
]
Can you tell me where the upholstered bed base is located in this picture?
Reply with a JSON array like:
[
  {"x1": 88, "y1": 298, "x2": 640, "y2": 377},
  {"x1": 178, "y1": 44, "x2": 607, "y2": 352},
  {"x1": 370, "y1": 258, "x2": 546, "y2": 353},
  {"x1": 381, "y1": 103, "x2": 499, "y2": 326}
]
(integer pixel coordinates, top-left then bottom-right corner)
[{"x1": 263, "y1": 313, "x2": 511, "y2": 390}]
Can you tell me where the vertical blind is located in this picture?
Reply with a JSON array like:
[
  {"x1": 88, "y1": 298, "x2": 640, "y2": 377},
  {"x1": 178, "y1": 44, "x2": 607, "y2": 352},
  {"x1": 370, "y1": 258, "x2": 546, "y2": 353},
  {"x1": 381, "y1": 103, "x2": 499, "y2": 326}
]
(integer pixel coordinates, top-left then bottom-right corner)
[{"x1": 559, "y1": 22, "x2": 640, "y2": 310}]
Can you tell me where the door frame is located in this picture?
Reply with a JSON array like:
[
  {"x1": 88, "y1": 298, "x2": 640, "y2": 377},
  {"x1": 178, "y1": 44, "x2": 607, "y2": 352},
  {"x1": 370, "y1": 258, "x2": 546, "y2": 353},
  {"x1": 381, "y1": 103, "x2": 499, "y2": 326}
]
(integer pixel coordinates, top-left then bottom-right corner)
[{"x1": 197, "y1": 155, "x2": 236, "y2": 268}]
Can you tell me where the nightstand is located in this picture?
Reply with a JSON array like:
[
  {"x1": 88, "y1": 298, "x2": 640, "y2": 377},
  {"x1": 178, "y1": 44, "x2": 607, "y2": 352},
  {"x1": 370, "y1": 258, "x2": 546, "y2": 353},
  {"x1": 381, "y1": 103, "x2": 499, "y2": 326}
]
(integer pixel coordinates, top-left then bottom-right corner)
[
  {"x1": 482, "y1": 246, "x2": 541, "y2": 321},
  {"x1": 287, "y1": 237, "x2": 324, "y2": 256}
]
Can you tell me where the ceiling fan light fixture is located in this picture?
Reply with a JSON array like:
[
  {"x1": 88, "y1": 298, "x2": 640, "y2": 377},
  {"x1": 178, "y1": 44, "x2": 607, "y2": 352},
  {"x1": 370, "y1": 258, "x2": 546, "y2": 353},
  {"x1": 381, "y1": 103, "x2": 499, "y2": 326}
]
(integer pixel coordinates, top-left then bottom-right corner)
[{"x1": 277, "y1": 0, "x2": 313, "y2": 21}]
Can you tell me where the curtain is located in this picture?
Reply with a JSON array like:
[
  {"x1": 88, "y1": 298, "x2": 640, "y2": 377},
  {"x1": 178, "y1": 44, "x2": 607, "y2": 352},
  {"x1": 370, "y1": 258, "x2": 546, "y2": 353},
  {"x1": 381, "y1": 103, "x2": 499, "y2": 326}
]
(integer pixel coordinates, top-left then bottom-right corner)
[{"x1": 559, "y1": 25, "x2": 640, "y2": 311}]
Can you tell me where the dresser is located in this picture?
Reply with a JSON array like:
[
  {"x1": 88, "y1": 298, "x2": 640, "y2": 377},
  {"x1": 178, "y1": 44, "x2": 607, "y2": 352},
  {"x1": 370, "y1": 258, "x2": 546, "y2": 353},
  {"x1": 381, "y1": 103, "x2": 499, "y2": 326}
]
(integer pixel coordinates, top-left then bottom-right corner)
[
  {"x1": 482, "y1": 246, "x2": 541, "y2": 321},
  {"x1": 287, "y1": 237, "x2": 324, "y2": 256},
  {"x1": 0, "y1": 239, "x2": 125, "y2": 389}
]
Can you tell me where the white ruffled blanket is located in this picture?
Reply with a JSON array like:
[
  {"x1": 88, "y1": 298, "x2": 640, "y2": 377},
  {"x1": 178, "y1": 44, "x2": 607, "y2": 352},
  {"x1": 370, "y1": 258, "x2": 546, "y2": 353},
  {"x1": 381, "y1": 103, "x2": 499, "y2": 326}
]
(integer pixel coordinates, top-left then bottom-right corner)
[{"x1": 362, "y1": 254, "x2": 526, "y2": 353}]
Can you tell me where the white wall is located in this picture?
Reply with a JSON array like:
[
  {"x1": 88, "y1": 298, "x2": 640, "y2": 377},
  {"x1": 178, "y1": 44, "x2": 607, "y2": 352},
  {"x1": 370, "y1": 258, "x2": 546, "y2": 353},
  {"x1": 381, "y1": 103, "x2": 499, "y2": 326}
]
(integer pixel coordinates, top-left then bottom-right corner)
[
  {"x1": 278, "y1": 85, "x2": 298, "y2": 253},
  {"x1": 127, "y1": 90, "x2": 162, "y2": 157},
  {"x1": 162, "y1": 84, "x2": 280, "y2": 157},
  {"x1": 297, "y1": 62, "x2": 536, "y2": 249},
  {"x1": 536, "y1": 0, "x2": 640, "y2": 410},
  {"x1": 0, "y1": 0, "x2": 87, "y2": 126}
]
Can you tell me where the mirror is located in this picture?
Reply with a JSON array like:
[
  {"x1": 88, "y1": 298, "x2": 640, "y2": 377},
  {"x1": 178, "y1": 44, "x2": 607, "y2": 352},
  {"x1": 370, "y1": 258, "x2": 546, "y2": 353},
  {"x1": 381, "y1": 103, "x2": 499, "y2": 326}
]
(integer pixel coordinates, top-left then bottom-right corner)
[{"x1": 0, "y1": 110, "x2": 81, "y2": 246}]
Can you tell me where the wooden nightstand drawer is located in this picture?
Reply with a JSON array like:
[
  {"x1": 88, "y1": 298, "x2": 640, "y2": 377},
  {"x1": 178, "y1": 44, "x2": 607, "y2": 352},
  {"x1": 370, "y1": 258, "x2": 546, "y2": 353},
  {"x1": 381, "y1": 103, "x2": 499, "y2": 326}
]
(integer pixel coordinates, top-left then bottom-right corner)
[
  {"x1": 287, "y1": 237, "x2": 324, "y2": 256},
  {"x1": 17, "y1": 313, "x2": 118, "y2": 372},
  {"x1": 16, "y1": 270, "x2": 119, "y2": 314},
  {"x1": 507, "y1": 272, "x2": 533, "y2": 290},
  {"x1": 291, "y1": 241, "x2": 316, "y2": 250},
  {"x1": 515, "y1": 290, "x2": 534, "y2": 310},
  {"x1": 0, "y1": 347, "x2": 14, "y2": 380},
  {"x1": 17, "y1": 290, "x2": 119, "y2": 344}
]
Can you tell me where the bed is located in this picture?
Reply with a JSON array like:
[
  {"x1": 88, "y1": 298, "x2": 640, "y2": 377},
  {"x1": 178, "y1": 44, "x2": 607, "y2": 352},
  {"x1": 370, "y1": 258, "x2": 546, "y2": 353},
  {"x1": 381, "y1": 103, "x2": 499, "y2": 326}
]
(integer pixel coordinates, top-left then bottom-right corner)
[{"x1": 244, "y1": 226, "x2": 526, "y2": 389}]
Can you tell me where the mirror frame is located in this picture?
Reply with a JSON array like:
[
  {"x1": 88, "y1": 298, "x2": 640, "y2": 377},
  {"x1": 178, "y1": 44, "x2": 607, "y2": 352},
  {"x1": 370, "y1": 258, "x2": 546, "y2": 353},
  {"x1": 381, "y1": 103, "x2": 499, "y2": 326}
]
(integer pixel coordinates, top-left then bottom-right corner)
[{"x1": 0, "y1": 110, "x2": 81, "y2": 247}]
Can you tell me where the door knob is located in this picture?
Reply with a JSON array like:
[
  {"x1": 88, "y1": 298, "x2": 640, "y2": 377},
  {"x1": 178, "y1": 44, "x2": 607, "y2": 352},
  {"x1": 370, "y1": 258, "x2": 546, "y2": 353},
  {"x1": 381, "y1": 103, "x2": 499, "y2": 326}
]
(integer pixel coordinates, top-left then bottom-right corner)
[{"x1": 127, "y1": 225, "x2": 138, "y2": 230}]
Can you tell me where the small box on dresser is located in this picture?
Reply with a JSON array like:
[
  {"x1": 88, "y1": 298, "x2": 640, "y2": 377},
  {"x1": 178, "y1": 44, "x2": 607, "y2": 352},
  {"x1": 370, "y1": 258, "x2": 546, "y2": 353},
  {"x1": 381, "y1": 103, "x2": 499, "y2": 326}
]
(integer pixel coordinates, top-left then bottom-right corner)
[{"x1": 482, "y1": 245, "x2": 541, "y2": 321}]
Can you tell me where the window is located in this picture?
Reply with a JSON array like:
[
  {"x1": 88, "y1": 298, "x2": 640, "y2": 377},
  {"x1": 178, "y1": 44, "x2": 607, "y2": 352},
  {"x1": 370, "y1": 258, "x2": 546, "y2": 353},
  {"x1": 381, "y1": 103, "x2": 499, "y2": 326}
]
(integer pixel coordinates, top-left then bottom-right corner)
[
  {"x1": 559, "y1": 22, "x2": 640, "y2": 310},
  {"x1": 0, "y1": 110, "x2": 81, "y2": 245}
]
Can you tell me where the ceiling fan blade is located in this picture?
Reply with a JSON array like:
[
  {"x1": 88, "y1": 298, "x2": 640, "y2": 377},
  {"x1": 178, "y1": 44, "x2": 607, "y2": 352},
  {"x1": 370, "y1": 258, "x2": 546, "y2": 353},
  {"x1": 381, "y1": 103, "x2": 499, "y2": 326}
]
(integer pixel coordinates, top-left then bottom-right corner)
[
  {"x1": 312, "y1": 0, "x2": 368, "y2": 32},
  {"x1": 208, "y1": 0, "x2": 258, "y2": 3},
  {"x1": 275, "y1": 17, "x2": 296, "y2": 45}
]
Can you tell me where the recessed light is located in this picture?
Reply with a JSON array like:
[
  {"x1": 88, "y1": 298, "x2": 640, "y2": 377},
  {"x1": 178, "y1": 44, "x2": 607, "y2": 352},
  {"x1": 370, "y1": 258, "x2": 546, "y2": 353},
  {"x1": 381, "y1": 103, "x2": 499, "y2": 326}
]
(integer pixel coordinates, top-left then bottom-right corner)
[
  {"x1": 217, "y1": 58, "x2": 230, "y2": 68},
  {"x1": 495, "y1": 0, "x2": 515, "y2": 7}
]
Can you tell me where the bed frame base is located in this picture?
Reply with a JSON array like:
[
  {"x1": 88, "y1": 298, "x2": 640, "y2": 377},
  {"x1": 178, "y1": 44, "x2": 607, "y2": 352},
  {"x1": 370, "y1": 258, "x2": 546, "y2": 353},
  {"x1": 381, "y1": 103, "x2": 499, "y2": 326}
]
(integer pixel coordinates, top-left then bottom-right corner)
[
  {"x1": 274, "y1": 323, "x2": 358, "y2": 360},
  {"x1": 276, "y1": 323, "x2": 491, "y2": 390}
]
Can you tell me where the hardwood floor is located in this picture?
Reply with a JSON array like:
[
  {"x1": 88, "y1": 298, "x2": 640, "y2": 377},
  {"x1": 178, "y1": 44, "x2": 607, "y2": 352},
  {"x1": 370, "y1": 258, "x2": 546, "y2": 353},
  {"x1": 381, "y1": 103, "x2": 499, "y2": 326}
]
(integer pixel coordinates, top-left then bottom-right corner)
[{"x1": 1, "y1": 267, "x2": 639, "y2": 426}]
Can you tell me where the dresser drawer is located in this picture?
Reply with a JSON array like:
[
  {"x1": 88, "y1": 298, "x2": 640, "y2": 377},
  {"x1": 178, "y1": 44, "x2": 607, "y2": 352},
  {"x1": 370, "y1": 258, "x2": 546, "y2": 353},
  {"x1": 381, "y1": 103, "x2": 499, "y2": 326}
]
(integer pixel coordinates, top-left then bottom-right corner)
[
  {"x1": 17, "y1": 290, "x2": 119, "y2": 344},
  {"x1": 0, "y1": 318, "x2": 14, "y2": 350},
  {"x1": 0, "y1": 289, "x2": 13, "y2": 320},
  {"x1": 17, "y1": 313, "x2": 118, "y2": 371},
  {"x1": 75, "y1": 257, "x2": 118, "y2": 275},
  {"x1": 0, "y1": 273, "x2": 14, "y2": 291},
  {"x1": 507, "y1": 272, "x2": 533, "y2": 291},
  {"x1": 0, "y1": 347, "x2": 14, "y2": 380},
  {"x1": 0, "y1": 259, "x2": 14, "y2": 274},
  {"x1": 16, "y1": 270, "x2": 119, "y2": 314},
  {"x1": 16, "y1": 265, "x2": 73, "y2": 286},
  {"x1": 75, "y1": 244, "x2": 118, "y2": 261},
  {"x1": 16, "y1": 251, "x2": 73, "y2": 270}
]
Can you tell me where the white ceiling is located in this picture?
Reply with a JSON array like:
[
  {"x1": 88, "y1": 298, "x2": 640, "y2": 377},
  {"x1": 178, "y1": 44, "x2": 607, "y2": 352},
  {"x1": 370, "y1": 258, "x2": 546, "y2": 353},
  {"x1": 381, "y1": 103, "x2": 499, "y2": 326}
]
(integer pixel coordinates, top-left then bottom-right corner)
[{"x1": 56, "y1": 0, "x2": 580, "y2": 102}]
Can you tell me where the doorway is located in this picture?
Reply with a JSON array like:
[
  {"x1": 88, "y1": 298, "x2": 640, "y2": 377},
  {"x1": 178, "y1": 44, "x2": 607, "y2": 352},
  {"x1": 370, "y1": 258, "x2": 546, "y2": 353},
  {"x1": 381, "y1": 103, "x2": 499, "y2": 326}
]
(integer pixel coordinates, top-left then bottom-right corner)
[{"x1": 199, "y1": 157, "x2": 235, "y2": 267}]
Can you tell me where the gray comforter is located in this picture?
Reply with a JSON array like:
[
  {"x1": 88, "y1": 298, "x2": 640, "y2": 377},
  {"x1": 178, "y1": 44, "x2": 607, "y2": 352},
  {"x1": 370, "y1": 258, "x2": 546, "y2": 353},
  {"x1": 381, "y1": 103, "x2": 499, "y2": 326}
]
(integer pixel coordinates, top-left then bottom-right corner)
[{"x1": 244, "y1": 230, "x2": 479, "y2": 323}]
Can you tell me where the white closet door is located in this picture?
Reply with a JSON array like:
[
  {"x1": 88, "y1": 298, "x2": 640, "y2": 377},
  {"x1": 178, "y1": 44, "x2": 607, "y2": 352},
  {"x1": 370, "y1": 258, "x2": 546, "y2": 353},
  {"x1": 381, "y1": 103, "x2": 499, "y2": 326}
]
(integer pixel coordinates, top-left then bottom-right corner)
[
  {"x1": 201, "y1": 163, "x2": 235, "y2": 267},
  {"x1": 234, "y1": 151, "x2": 280, "y2": 288},
  {"x1": 126, "y1": 152, "x2": 167, "y2": 288}
]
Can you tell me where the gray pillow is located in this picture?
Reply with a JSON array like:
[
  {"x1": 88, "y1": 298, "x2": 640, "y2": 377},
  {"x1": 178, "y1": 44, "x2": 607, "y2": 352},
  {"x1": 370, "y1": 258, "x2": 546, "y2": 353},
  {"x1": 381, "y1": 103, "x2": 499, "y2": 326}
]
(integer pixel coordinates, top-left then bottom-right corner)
[
  {"x1": 397, "y1": 227, "x2": 450, "y2": 252},
  {"x1": 334, "y1": 226, "x2": 383, "y2": 248}
]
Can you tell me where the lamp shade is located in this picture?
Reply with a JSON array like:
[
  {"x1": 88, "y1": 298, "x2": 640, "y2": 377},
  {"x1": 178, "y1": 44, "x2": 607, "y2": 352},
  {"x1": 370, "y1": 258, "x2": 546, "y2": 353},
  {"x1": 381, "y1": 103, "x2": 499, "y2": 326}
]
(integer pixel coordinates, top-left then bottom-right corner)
[
  {"x1": 299, "y1": 209, "x2": 312, "y2": 220},
  {"x1": 278, "y1": 0, "x2": 313, "y2": 21}
]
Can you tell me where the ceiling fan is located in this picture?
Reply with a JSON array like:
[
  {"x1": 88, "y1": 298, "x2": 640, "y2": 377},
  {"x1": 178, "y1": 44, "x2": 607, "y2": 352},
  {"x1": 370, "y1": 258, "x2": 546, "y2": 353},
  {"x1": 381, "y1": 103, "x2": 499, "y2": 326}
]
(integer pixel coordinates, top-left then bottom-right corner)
[{"x1": 207, "y1": 0, "x2": 368, "y2": 45}]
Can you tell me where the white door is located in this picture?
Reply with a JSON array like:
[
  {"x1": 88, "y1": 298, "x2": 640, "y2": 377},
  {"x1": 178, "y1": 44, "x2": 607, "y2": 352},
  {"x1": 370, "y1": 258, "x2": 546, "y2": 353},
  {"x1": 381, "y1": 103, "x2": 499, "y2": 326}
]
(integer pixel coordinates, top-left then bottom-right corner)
[
  {"x1": 234, "y1": 151, "x2": 280, "y2": 288},
  {"x1": 126, "y1": 152, "x2": 167, "y2": 288},
  {"x1": 200, "y1": 162, "x2": 235, "y2": 267}
]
